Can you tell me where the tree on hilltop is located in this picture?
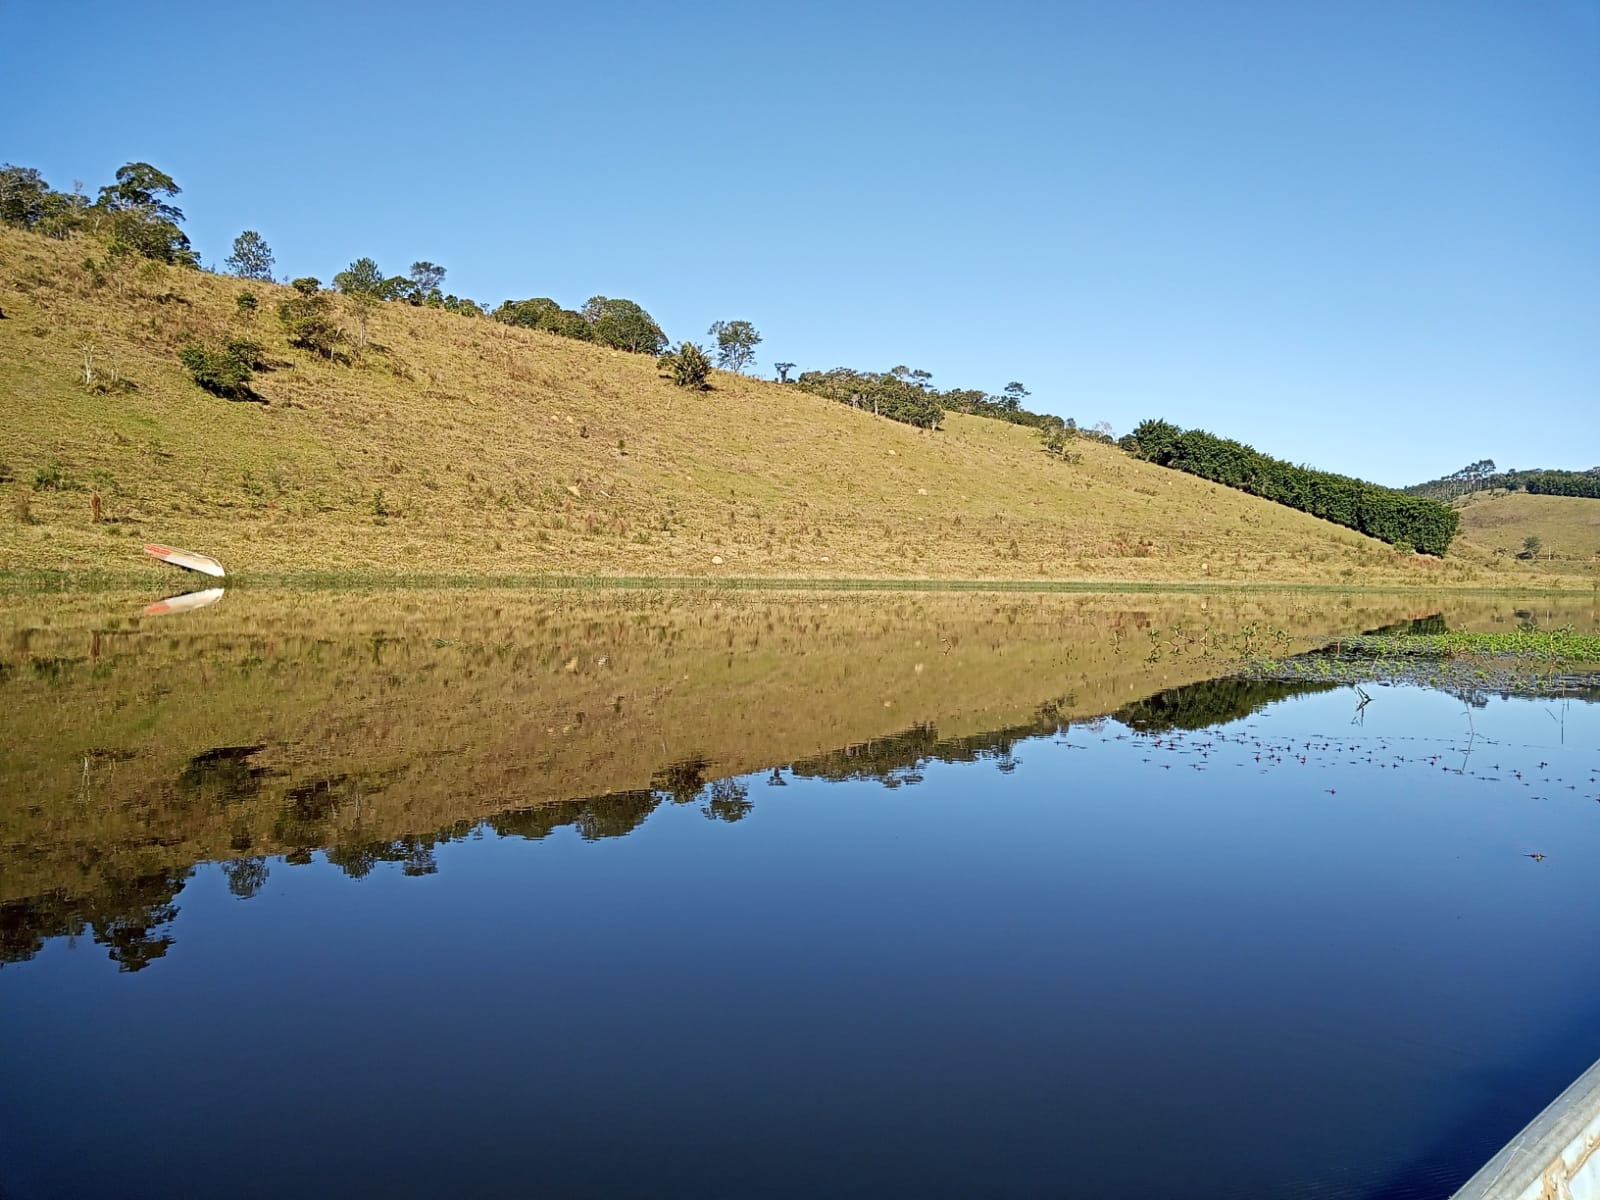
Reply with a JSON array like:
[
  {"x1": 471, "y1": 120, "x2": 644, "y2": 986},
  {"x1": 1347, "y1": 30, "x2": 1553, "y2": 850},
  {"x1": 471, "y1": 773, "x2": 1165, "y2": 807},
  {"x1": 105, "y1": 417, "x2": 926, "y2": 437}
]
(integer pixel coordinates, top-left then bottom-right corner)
[
  {"x1": 407, "y1": 261, "x2": 446, "y2": 304},
  {"x1": 225, "y1": 231, "x2": 275, "y2": 281},
  {"x1": 94, "y1": 161, "x2": 197, "y2": 266},
  {"x1": 584, "y1": 296, "x2": 667, "y2": 354},
  {"x1": 708, "y1": 319, "x2": 761, "y2": 373},
  {"x1": 334, "y1": 257, "x2": 389, "y2": 297},
  {"x1": 96, "y1": 162, "x2": 185, "y2": 221},
  {"x1": 0, "y1": 164, "x2": 50, "y2": 229},
  {"x1": 332, "y1": 258, "x2": 392, "y2": 346}
]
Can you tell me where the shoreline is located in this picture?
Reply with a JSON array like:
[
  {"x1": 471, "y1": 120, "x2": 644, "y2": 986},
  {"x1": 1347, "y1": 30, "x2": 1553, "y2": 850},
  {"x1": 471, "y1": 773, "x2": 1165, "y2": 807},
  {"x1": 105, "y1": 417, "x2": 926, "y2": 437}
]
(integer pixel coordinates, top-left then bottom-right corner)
[{"x1": 2, "y1": 568, "x2": 1598, "y2": 595}]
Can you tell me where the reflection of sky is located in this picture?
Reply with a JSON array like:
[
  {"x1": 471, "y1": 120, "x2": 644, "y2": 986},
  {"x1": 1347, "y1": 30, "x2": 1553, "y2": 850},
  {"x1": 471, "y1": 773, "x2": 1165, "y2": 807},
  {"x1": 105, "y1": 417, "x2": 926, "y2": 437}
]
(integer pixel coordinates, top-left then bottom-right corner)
[
  {"x1": 1242, "y1": 682, "x2": 1599, "y2": 753},
  {"x1": 2, "y1": 686, "x2": 1598, "y2": 1199}
]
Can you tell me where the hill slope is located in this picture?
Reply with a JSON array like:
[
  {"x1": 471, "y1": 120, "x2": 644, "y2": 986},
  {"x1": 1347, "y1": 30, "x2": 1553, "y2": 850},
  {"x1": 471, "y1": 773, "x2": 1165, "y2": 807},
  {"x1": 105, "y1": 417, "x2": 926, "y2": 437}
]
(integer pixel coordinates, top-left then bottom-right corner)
[
  {"x1": 0, "y1": 228, "x2": 1499, "y2": 585},
  {"x1": 1453, "y1": 492, "x2": 1600, "y2": 563}
]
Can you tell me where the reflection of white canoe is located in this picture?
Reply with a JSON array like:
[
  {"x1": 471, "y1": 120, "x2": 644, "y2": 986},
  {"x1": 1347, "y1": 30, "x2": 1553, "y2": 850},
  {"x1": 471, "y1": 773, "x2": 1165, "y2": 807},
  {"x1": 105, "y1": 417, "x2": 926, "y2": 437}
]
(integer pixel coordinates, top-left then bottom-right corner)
[
  {"x1": 144, "y1": 588, "x2": 225, "y2": 616},
  {"x1": 144, "y1": 544, "x2": 226, "y2": 577}
]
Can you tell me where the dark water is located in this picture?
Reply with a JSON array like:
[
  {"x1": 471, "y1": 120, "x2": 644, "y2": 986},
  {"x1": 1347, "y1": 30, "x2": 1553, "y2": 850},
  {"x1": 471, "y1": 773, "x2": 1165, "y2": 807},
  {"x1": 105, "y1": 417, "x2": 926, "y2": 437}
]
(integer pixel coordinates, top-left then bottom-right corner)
[{"x1": 2, "y1": 591, "x2": 1599, "y2": 1199}]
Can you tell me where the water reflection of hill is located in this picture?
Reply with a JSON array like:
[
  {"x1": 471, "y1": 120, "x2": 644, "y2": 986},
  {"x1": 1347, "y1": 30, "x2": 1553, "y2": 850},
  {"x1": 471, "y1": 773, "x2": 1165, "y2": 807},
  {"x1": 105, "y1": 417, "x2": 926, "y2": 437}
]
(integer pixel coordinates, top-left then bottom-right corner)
[{"x1": 2, "y1": 588, "x2": 1595, "y2": 970}]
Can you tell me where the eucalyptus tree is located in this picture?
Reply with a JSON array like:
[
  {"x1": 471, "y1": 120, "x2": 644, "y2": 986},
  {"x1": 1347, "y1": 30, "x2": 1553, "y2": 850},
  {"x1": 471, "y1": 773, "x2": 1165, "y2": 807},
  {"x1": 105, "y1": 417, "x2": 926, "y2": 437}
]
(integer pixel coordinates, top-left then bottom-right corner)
[
  {"x1": 708, "y1": 319, "x2": 761, "y2": 372},
  {"x1": 408, "y1": 261, "x2": 446, "y2": 303}
]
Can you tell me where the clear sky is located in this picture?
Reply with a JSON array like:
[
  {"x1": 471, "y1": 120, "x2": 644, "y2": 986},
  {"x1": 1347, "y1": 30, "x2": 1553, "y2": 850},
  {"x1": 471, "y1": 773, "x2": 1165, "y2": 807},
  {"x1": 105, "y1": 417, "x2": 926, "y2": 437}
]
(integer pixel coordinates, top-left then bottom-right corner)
[{"x1": 4, "y1": 0, "x2": 1595, "y2": 486}]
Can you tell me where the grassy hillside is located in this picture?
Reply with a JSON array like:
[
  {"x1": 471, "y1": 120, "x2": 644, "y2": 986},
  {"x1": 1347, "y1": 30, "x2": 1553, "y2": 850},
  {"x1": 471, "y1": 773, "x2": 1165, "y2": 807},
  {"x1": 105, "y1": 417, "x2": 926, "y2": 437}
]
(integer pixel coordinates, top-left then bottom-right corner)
[
  {"x1": 1453, "y1": 491, "x2": 1600, "y2": 564},
  {"x1": 0, "y1": 226, "x2": 1547, "y2": 587}
]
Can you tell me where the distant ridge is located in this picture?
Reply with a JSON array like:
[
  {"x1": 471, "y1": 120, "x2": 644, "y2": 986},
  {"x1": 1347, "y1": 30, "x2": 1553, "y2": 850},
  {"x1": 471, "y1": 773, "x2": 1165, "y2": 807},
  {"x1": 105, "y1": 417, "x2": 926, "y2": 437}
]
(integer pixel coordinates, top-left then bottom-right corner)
[{"x1": 1404, "y1": 461, "x2": 1600, "y2": 502}]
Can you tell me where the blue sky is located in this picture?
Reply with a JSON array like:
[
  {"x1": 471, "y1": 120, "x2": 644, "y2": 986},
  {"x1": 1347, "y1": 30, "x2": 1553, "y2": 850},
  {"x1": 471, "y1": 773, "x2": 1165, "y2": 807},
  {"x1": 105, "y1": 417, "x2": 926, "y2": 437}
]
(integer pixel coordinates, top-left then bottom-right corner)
[{"x1": 4, "y1": 0, "x2": 1595, "y2": 486}]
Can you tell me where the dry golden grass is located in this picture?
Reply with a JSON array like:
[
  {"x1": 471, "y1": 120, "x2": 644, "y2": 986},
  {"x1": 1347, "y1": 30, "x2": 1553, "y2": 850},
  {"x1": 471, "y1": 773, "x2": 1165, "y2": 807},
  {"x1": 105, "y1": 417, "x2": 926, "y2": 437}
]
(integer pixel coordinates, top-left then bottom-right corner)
[
  {"x1": 1452, "y1": 491, "x2": 1600, "y2": 569},
  {"x1": 0, "y1": 226, "x2": 1547, "y2": 588}
]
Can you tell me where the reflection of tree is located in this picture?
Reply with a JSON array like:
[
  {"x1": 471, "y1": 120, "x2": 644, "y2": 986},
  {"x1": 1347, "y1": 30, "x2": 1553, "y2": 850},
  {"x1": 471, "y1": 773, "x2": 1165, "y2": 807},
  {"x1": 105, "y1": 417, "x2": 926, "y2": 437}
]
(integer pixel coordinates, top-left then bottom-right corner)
[
  {"x1": 222, "y1": 856, "x2": 269, "y2": 899},
  {"x1": 319, "y1": 830, "x2": 465, "y2": 880},
  {"x1": 1, "y1": 868, "x2": 191, "y2": 972},
  {"x1": 325, "y1": 841, "x2": 380, "y2": 879},
  {"x1": 490, "y1": 790, "x2": 661, "y2": 843},
  {"x1": 178, "y1": 744, "x2": 270, "y2": 803},
  {"x1": 401, "y1": 841, "x2": 437, "y2": 877},
  {"x1": 77, "y1": 868, "x2": 189, "y2": 972},
  {"x1": 653, "y1": 756, "x2": 710, "y2": 804},
  {"x1": 1364, "y1": 614, "x2": 1448, "y2": 636},
  {"x1": 272, "y1": 775, "x2": 351, "y2": 852},
  {"x1": 1112, "y1": 677, "x2": 1341, "y2": 734},
  {"x1": 787, "y1": 700, "x2": 1073, "y2": 787},
  {"x1": 702, "y1": 778, "x2": 752, "y2": 822},
  {"x1": 1, "y1": 895, "x2": 61, "y2": 965},
  {"x1": 574, "y1": 793, "x2": 658, "y2": 840}
]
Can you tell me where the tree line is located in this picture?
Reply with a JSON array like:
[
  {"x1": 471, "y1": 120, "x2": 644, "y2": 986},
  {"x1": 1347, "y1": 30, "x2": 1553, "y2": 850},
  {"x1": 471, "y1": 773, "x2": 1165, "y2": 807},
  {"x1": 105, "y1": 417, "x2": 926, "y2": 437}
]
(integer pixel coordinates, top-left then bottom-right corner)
[
  {"x1": 1122, "y1": 419, "x2": 1460, "y2": 555},
  {"x1": 1405, "y1": 461, "x2": 1600, "y2": 502},
  {"x1": 790, "y1": 366, "x2": 1115, "y2": 448}
]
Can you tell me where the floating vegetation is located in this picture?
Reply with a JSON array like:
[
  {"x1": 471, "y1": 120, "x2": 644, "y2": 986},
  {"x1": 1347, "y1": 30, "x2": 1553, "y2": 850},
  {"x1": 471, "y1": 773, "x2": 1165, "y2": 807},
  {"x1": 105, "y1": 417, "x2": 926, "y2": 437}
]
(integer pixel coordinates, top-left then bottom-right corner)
[{"x1": 1243, "y1": 628, "x2": 1600, "y2": 697}]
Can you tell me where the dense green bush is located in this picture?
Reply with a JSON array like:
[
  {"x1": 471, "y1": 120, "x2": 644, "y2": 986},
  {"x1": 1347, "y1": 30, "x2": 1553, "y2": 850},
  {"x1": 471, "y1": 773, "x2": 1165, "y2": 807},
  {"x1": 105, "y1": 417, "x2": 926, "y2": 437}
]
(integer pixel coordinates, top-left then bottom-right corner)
[
  {"x1": 277, "y1": 286, "x2": 341, "y2": 358},
  {"x1": 658, "y1": 341, "x2": 711, "y2": 389},
  {"x1": 492, "y1": 295, "x2": 668, "y2": 351},
  {"x1": 493, "y1": 297, "x2": 594, "y2": 340},
  {"x1": 180, "y1": 340, "x2": 263, "y2": 400},
  {"x1": 582, "y1": 296, "x2": 667, "y2": 355},
  {"x1": 1039, "y1": 428, "x2": 1082, "y2": 463},
  {"x1": 1126, "y1": 419, "x2": 1460, "y2": 555},
  {"x1": 794, "y1": 368, "x2": 945, "y2": 430}
]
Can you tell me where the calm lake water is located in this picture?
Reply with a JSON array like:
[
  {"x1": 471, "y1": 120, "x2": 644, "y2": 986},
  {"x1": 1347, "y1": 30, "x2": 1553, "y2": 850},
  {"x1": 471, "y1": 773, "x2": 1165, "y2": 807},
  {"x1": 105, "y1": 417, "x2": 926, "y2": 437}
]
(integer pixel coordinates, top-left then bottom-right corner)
[{"x1": 2, "y1": 589, "x2": 1599, "y2": 1199}]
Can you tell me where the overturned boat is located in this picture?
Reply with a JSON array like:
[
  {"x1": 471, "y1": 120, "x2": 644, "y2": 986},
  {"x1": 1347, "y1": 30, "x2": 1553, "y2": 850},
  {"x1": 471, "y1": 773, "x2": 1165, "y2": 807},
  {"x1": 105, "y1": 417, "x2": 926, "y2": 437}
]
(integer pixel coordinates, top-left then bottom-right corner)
[
  {"x1": 143, "y1": 587, "x2": 225, "y2": 616},
  {"x1": 143, "y1": 544, "x2": 226, "y2": 578}
]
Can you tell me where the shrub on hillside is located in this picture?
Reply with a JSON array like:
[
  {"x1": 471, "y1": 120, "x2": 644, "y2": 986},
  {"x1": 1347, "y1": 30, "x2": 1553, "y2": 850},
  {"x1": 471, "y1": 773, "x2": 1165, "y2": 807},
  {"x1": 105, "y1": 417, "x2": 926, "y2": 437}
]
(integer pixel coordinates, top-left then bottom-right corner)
[
  {"x1": 32, "y1": 460, "x2": 74, "y2": 491},
  {"x1": 180, "y1": 340, "x2": 263, "y2": 401},
  {"x1": 1039, "y1": 428, "x2": 1081, "y2": 463},
  {"x1": 1124, "y1": 419, "x2": 1459, "y2": 556},
  {"x1": 659, "y1": 341, "x2": 711, "y2": 389},
  {"x1": 277, "y1": 287, "x2": 341, "y2": 359}
]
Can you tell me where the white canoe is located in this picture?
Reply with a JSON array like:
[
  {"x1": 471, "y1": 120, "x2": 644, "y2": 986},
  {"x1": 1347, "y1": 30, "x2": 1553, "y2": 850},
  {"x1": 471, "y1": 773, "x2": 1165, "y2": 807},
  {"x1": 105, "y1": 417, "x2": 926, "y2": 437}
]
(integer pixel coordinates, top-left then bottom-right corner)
[
  {"x1": 144, "y1": 587, "x2": 225, "y2": 616},
  {"x1": 144, "y1": 544, "x2": 226, "y2": 578}
]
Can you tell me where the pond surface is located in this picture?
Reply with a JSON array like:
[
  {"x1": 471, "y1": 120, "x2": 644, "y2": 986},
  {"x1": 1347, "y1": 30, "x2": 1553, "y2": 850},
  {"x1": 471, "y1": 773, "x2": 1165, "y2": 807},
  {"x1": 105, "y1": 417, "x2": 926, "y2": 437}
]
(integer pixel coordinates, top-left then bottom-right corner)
[{"x1": 2, "y1": 589, "x2": 1599, "y2": 1199}]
